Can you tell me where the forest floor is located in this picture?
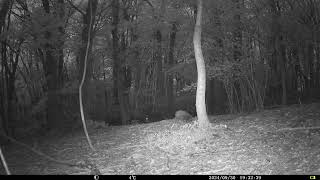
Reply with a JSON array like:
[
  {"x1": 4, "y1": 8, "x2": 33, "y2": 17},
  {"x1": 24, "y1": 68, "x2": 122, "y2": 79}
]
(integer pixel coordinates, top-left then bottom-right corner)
[{"x1": 1, "y1": 103, "x2": 320, "y2": 175}]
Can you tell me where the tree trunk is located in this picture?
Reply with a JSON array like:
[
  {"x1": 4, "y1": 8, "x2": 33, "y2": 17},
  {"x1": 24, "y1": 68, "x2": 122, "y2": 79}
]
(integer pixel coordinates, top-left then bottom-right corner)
[
  {"x1": 155, "y1": 30, "x2": 164, "y2": 99},
  {"x1": 166, "y1": 22, "x2": 177, "y2": 114},
  {"x1": 111, "y1": 0, "x2": 130, "y2": 125},
  {"x1": 279, "y1": 39, "x2": 287, "y2": 105},
  {"x1": 193, "y1": 0, "x2": 210, "y2": 128},
  {"x1": 0, "y1": 0, "x2": 11, "y2": 31},
  {"x1": 119, "y1": 32, "x2": 131, "y2": 124},
  {"x1": 305, "y1": 42, "x2": 314, "y2": 100},
  {"x1": 206, "y1": 5, "x2": 226, "y2": 115},
  {"x1": 112, "y1": 0, "x2": 120, "y2": 122},
  {"x1": 5, "y1": 46, "x2": 21, "y2": 136},
  {"x1": 269, "y1": 0, "x2": 287, "y2": 105},
  {"x1": 41, "y1": 0, "x2": 64, "y2": 129},
  {"x1": 79, "y1": 0, "x2": 97, "y2": 81},
  {"x1": 78, "y1": 0, "x2": 98, "y2": 121},
  {"x1": 315, "y1": 44, "x2": 320, "y2": 89},
  {"x1": 232, "y1": 0, "x2": 242, "y2": 62},
  {"x1": 56, "y1": 0, "x2": 65, "y2": 88},
  {"x1": 132, "y1": 27, "x2": 141, "y2": 114},
  {"x1": 0, "y1": 0, "x2": 12, "y2": 135},
  {"x1": 1, "y1": 43, "x2": 9, "y2": 135},
  {"x1": 120, "y1": 5, "x2": 133, "y2": 124}
]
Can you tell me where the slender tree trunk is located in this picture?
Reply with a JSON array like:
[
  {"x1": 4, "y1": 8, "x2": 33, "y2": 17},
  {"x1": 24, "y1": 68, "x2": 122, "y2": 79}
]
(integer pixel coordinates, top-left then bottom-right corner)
[
  {"x1": 56, "y1": 0, "x2": 65, "y2": 88},
  {"x1": 269, "y1": 0, "x2": 287, "y2": 105},
  {"x1": 0, "y1": 0, "x2": 12, "y2": 29},
  {"x1": 79, "y1": 0, "x2": 97, "y2": 81},
  {"x1": 207, "y1": 5, "x2": 226, "y2": 114},
  {"x1": 193, "y1": 0, "x2": 210, "y2": 128},
  {"x1": 112, "y1": 0, "x2": 120, "y2": 121},
  {"x1": 120, "y1": 5, "x2": 132, "y2": 124},
  {"x1": 5, "y1": 46, "x2": 21, "y2": 136},
  {"x1": 119, "y1": 33, "x2": 131, "y2": 124},
  {"x1": 0, "y1": 0, "x2": 11, "y2": 31},
  {"x1": 78, "y1": 0, "x2": 97, "y2": 151},
  {"x1": 78, "y1": 0, "x2": 97, "y2": 122},
  {"x1": 315, "y1": 44, "x2": 320, "y2": 88},
  {"x1": 112, "y1": 0, "x2": 130, "y2": 125},
  {"x1": 232, "y1": 0, "x2": 243, "y2": 112},
  {"x1": 306, "y1": 42, "x2": 314, "y2": 100},
  {"x1": 232, "y1": 0, "x2": 242, "y2": 62},
  {"x1": 132, "y1": 33, "x2": 141, "y2": 114},
  {"x1": 1, "y1": 43, "x2": 9, "y2": 135},
  {"x1": 155, "y1": 30, "x2": 163, "y2": 98},
  {"x1": 279, "y1": 39, "x2": 287, "y2": 105},
  {"x1": 42, "y1": 0, "x2": 59, "y2": 129},
  {"x1": 0, "y1": 0, "x2": 12, "y2": 135},
  {"x1": 167, "y1": 22, "x2": 177, "y2": 114}
]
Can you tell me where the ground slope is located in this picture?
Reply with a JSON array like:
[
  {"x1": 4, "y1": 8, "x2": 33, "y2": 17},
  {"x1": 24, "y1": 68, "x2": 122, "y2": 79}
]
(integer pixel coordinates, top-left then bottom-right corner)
[{"x1": 1, "y1": 103, "x2": 320, "y2": 175}]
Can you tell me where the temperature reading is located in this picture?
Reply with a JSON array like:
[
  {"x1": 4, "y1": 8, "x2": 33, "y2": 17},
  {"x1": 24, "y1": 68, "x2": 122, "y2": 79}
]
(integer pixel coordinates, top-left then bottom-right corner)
[
  {"x1": 94, "y1": 175, "x2": 99, "y2": 180},
  {"x1": 129, "y1": 175, "x2": 136, "y2": 180}
]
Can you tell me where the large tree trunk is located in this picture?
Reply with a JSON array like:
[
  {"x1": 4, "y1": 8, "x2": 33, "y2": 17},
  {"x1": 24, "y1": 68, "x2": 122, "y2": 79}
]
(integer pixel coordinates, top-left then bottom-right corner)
[{"x1": 193, "y1": 0, "x2": 210, "y2": 128}]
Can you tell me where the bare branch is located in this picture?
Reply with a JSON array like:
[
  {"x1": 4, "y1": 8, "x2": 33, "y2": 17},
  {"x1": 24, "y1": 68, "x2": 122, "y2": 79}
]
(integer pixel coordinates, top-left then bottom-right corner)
[{"x1": 66, "y1": 0, "x2": 85, "y2": 15}]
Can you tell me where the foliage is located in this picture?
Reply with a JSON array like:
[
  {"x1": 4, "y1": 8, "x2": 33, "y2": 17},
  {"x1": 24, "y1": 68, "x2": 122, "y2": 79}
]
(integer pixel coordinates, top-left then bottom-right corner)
[{"x1": 1, "y1": 0, "x2": 320, "y2": 135}]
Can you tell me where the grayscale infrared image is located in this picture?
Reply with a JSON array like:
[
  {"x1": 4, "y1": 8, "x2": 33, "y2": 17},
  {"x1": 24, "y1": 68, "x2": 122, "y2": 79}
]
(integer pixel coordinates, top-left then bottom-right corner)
[{"x1": 0, "y1": 0, "x2": 319, "y2": 176}]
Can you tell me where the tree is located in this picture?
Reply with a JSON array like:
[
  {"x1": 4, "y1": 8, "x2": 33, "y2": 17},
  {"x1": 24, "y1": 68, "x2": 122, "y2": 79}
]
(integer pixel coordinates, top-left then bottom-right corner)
[
  {"x1": 111, "y1": 0, "x2": 131, "y2": 125},
  {"x1": 0, "y1": 0, "x2": 11, "y2": 31},
  {"x1": 269, "y1": 0, "x2": 287, "y2": 105},
  {"x1": 167, "y1": 22, "x2": 177, "y2": 114},
  {"x1": 0, "y1": 0, "x2": 12, "y2": 135},
  {"x1": 232, "y1": 0, "x2": 242, "y2": 62},
  {"x1": 78, "y1": 0, "x2": 98, "y2": 152},
  {"x1": 41, "y1": 0, "x2": 66, "y2": 130},
  {"x1": 193, "y1": 0, "x2": 210, "y2": 128}
]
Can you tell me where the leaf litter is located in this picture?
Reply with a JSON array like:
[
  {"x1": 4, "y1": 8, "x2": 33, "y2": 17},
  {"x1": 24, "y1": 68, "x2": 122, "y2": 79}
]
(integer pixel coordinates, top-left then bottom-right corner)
[{"x1": 1, "y1": 103, "x2": 320, "y2": 174}]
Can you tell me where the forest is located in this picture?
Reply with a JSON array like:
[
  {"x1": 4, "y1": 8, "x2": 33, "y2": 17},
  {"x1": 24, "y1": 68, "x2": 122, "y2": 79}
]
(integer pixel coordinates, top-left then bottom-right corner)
[{"x1": 0, "y1": 0, "x2": 320, "y2": 175}]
